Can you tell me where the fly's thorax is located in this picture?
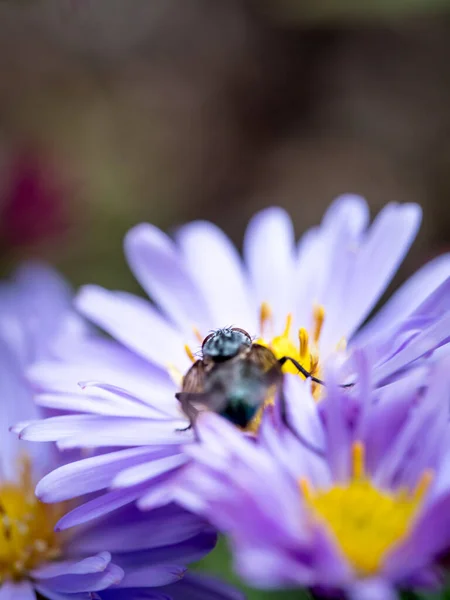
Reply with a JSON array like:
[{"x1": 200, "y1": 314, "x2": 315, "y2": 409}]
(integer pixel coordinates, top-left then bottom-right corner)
[
  {"x1": 207, "y1": 358, "x2": 270, "y2": 428},
  {"x1": 207, "y1": 355, "x2": 267, "y2": 397},
  {"x1": 203, "y1": 344, "x2": 251, "y2": 369}
]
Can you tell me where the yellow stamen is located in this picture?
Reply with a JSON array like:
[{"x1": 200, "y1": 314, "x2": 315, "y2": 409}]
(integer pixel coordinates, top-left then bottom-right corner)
[
  {"x1": 299, "y1": 477, "x2": 313, "y2": 502},
  {"x1": 283, "y1": 313, "x2": 293, "y2": 338},
  {"x1": 167, "y1": 364, "x2": 183, "y2": 387},
  {"x1": 413, "y1": 470, "x2": 433, "y2": 501},
  {"x1": 310, "y1": 352, "x2": 319, "y2": 375},
  {"x1": 192, "y1": 326, "x2": 203, "y2": 344},
  {"x1": 259, "y1": 302, "x2": 273, "y2": 338},
  {"x1": 184, "y1": 344, "x2": 196, "y2": 363},
  {"x1": 0, "y1": 455, "x2": 63, "y2": 581},
  {"x1": 336, "y1": 337, "x2": 347, "y2": 351},
  {"x1": 298, "y1": 328, "x2": 309, "y2": 363},
  {"x1": 352, "y1": 441, "x2": 365, "y2": 480},
  {"x1": 300, "y1": 442, "x2": 432, "y2": 576},
  {"x1": 313, "y1": 305, "x2": 325, "y2": 345},
  {"x1": 256, "y1": 303, "x2": 325, "y2": 398}
]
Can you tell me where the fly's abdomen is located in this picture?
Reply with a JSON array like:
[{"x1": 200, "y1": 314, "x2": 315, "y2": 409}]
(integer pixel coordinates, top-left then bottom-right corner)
[
  {"x1": 220, "y1": 394, "x2": 260, "y2": 429},
  {"x1": 207, "y1": 359, "x2": 269, "y2": 428}
]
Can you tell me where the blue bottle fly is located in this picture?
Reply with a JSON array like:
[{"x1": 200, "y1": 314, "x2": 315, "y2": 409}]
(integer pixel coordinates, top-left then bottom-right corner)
[{"x1": 176, "y1": 327, "x2": 323, "y2": 430}]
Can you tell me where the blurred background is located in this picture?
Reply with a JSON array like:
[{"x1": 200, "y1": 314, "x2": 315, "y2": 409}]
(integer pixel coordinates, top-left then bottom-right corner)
[{"x1": 0, "y1": 1, "x2": 449, "y2": 597}]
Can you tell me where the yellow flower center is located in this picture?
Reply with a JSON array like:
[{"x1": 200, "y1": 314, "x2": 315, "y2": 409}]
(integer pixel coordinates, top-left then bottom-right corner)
[
  {"x1": 300, "y1": 442, "x2": 432, "y2": 576},
  {"x1": 257, "y1": 302, "x2": 327, "y2": 399},
  {"x1": 0, "y1": 456, "x2": 63, "y2": 582}
]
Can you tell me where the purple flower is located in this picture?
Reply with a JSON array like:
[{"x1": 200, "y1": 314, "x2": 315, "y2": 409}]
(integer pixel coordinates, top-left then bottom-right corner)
[
  {"x1": 0, "y1": 262, "x2": 88, "y2": 368},
  {"x1": 176, "y1": 355, "x2": 450, "y2": 599},
  {"x1": 0, "y1": 266, "x2": 241, "y2": 600},
  {"x1": 72, "y1": 195, "x2": 450, "y2": 387},
  {"x1": 19, "y1": 196, "x2": 450, "y2": 519}
]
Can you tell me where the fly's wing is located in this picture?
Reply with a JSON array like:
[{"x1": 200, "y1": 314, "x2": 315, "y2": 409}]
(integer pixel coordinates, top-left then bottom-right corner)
[
  {"x1": 181, "y1": 360, "x2": 206, "y2": 393},
  {"x1": 244, "y1": 344, "x2": 284, "y2": 423},
  {"x1": 247, "y1": 343, "x2": 282, "y2": 385},
  {"x1": 176, "y1": 360, "x2": 209, "y2": 424}
]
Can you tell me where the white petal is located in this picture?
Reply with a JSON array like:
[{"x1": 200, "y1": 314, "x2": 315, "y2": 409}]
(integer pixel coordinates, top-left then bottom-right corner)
[
  {"x1": 243, "y1": 207, "x2": 295, "y2": 332},
  {"x1": 76, "y1": 285, "x2": 189, "y2": 370},
  {"x1": 341, "y1": 203, "x2": 421, "y2": 341},
  {"x1": 125, "y1": 223, "x2": 212, "y2": 332},
  {"x1": 176, "y1": 221, "x2": 256, "y2": 332},
  {"x1": 354, "y1": 253, "x2": 450, "y2": 346}
]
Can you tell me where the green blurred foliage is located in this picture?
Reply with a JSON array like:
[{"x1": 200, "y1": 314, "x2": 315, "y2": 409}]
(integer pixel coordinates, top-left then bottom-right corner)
[
  {"x1": 196, "y1": 538, "x2": 450, "y2": 599},
  {"x1": 194, "y1": 537, "x2": 312, "y2": 600}
]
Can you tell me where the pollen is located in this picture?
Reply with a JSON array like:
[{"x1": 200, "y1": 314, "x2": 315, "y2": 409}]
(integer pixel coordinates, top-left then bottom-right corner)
[
  {"x1": 259, "y1": 302, "x2": 273, "y2": 338},
  {"x1": 168, "y1": 328, "x2": 203, "y2": 386},
  {"x1": 299, "y1": 442, "x2": 432, "y2": 576},
  {"x1": 0, "y1": 456, "x2": 63, "y2": 582},
  {"x1": 167, "y1": 363, "x2": 184, "y2": 387},
  {"x1": 184, "y1": 344, "x2": 196, "y2": 363},
  {"x1": 313, "y1": 305, "x2": 325, "y2": 345},
  {"x1": 192, "y1": 326, "x2": 203, "y2": 344},
  {"x1": 257, "y1": 303, "x2": 326, "y2": 398}
]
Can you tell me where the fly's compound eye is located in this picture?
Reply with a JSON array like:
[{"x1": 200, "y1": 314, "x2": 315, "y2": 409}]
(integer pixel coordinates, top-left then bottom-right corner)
[
  {"x1": 230, "y1": 327, "x2": 251, "y2": 342},
  {"x1": 201, "y1": 332, "x2": 216, "y2": 351},
  {"x1": 202, "y1": 327, "x2": 252, "y2": 361}
]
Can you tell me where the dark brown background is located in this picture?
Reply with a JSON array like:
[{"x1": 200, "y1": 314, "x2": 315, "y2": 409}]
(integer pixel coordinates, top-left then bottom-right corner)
[{"x1": 1, "y1": 1, "x2": 449, "y2": 292}]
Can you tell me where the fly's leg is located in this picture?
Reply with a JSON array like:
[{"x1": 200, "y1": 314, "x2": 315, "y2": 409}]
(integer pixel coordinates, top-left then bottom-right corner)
[
  {"x1": 276, "y1": 377, "x2": 325, "y2": 457},
  {"x1": 176, "y1": 424, "x2": 193, "y2": 432},
  {"x1": 175, "y1": 392, "x2": 199, "y2": 431},
  {"x1": 175, "y1": 392, "x2": 205, "y2": 439},
  {"x1": 278, "y1": 356, "x2": 354, "y2": 388},
  {"x1": 262, "y1": 364, "x2": 292, "y2": 427},
  {"x1": 278, "y1": 356, "x2": 325, "y2": 386}
]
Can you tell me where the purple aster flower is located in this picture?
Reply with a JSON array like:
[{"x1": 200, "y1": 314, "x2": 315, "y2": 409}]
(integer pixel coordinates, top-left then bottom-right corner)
[
  {"x1": 0, "y1": 261, "x2": 88, "y2": 368},
  {"x1": 18, "y1": 196, "x2": 450, "y2": 519},
  {"x1": 175, "y1": 355, "x2": 450, "y2": 599},
  {"x1": 0, "y1": 266, "x2": 241, "y2": 600}
]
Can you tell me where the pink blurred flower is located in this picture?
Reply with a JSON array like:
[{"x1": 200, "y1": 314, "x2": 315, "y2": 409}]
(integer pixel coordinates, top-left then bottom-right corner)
[{"x1": 1, "y1": 148, "x2": 70, "y2": 248}]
